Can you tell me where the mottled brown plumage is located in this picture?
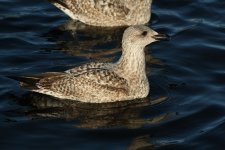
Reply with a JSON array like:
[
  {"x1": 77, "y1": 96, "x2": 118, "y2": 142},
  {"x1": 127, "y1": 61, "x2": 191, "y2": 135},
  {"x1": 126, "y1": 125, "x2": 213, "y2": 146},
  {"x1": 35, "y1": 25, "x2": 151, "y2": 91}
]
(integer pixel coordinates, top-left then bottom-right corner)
[
  {"x1": 9, "y1": 26, "x2": 168, "y2": 103},
  {"x1": 48, "y1": 0, "x2": 152, "y2": 26}
]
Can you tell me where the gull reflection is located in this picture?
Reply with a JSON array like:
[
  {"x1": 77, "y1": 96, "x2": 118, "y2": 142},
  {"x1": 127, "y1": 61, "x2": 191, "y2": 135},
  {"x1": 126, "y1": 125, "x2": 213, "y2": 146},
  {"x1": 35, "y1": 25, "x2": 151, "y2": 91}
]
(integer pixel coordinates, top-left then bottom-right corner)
[
  {"x1": 127, "y1": 135, "x2": 155, "y2": 150},
  {"x1": 44, "y1": 20, "x2": 124, "y2": 61},
  {"x1": 19, "y1": 92, "x2": 170, "y2": 129}
]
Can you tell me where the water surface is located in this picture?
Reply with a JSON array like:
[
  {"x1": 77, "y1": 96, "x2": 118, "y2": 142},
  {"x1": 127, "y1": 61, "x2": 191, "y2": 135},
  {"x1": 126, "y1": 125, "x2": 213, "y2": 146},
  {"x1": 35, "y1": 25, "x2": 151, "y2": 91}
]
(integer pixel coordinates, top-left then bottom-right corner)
[{"x1": 0, "y1": 0, "x2": 225, "y2": 149}]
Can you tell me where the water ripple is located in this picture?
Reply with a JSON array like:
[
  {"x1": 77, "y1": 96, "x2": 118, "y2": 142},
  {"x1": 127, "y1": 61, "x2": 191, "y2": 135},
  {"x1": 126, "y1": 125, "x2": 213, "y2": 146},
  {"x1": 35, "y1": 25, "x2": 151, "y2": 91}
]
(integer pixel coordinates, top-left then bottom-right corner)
[{"x1": 0, "y1": 0, "x2": 225, "y2": 149}]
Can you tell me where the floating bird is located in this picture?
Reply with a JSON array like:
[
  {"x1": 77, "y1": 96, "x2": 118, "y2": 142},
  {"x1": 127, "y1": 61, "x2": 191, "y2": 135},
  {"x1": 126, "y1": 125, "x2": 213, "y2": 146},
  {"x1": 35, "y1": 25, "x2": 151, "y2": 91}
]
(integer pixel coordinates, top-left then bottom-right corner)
[
  {"x1": 8, "y1": 26, "x2": 168, "y2": 103},
  {"x1": 48, "y1": 0, "x2": 153, "y2": 27}
]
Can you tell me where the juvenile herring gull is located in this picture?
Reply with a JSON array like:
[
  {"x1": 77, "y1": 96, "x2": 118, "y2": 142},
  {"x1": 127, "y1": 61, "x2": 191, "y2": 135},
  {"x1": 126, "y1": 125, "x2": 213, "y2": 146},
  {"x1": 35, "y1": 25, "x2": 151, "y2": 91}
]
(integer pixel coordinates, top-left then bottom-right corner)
[
  {"x1": 8, "y1": 25, "x2": 168, "y2": 103},
  {"x1": 48, "y1": 0, "x2": 153, "y2": 26}
]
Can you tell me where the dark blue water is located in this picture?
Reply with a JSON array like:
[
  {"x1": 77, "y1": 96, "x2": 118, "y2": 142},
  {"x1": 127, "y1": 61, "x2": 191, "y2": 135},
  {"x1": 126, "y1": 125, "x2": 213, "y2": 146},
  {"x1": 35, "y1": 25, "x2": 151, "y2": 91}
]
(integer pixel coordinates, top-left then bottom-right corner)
[{"x1": 1, "y1": 0, "x2": 225, "y2": 149}]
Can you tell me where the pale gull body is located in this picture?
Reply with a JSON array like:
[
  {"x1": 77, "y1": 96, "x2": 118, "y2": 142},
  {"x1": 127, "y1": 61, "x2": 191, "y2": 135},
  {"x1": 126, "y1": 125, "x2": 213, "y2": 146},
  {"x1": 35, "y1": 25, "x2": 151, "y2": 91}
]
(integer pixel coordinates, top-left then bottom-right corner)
[
  {"x1": 48, "y1": 0, "x2": 152, "y2": 27},
  {"x1": 9, "y1": 26, "x2": 168, "y2": 103}
]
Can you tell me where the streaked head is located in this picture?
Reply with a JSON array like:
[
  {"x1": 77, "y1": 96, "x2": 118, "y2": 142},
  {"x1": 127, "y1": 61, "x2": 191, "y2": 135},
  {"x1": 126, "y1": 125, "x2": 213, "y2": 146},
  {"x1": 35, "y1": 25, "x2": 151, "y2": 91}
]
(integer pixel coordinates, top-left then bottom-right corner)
[{"x1": 122, "y1": 25, "x2": 169, "y2": 49}]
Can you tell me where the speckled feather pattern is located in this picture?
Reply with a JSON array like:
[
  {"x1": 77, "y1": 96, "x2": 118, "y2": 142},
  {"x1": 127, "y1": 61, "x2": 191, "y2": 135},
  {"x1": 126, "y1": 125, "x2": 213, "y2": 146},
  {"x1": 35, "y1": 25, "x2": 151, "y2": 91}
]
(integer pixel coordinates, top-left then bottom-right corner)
[
  {"x1": 16, "y1": 26, "x2": 160, "y2": 103},
  {"x1": 34, "y1": 67, "x2": 129, "y2": 103},
  {"x1": 49, "y1": 0, "x2": 152, "y2": 26}
]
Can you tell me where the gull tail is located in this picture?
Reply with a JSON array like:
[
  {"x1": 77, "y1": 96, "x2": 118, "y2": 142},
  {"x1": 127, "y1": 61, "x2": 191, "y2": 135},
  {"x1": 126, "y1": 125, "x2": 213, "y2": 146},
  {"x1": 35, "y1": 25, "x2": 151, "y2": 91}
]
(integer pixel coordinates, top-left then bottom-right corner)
[
  {"x1": 48, "y1": 0, "x2": 70, "y2": 9},
  {"x1": 7, "y1": 75, "x2": 40, "y2": 90},
  {"x1": 7, "y1": 72, "x2": 65, "y2": 90},
  {"x1": 48, "y1": 0, "x2": 77, "y2": 20}
]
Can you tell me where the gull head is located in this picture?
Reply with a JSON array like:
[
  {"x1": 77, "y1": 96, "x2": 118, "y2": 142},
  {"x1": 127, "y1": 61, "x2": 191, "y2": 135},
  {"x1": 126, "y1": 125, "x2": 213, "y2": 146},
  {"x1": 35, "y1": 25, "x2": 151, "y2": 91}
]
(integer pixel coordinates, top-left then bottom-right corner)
[{"x1": 122, "y1": 25, "x2": 169, "y2": 49}]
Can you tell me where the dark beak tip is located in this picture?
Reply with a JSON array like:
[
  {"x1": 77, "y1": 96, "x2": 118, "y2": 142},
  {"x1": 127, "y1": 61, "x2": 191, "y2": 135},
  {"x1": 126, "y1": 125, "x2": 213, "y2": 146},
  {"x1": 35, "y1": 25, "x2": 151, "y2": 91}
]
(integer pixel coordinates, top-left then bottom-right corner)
[{"x1": 154, "y1": 34, "x2": 171, "y2": 41}]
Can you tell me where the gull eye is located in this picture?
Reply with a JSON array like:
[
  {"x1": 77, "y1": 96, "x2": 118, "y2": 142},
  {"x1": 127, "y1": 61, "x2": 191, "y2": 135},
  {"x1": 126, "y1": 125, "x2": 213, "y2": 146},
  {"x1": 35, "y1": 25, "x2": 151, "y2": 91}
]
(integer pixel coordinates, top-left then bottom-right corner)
[{"x1": 141, "y1": 31, "x2": 148, "y2": 36}]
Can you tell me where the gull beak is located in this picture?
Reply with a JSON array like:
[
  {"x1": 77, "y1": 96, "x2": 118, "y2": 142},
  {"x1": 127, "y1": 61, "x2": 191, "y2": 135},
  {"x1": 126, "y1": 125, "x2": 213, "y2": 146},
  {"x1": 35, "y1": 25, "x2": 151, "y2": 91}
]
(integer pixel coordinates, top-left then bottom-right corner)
[{"x1": 153, "y1": 34, "x2": 170, "y2": 41}]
